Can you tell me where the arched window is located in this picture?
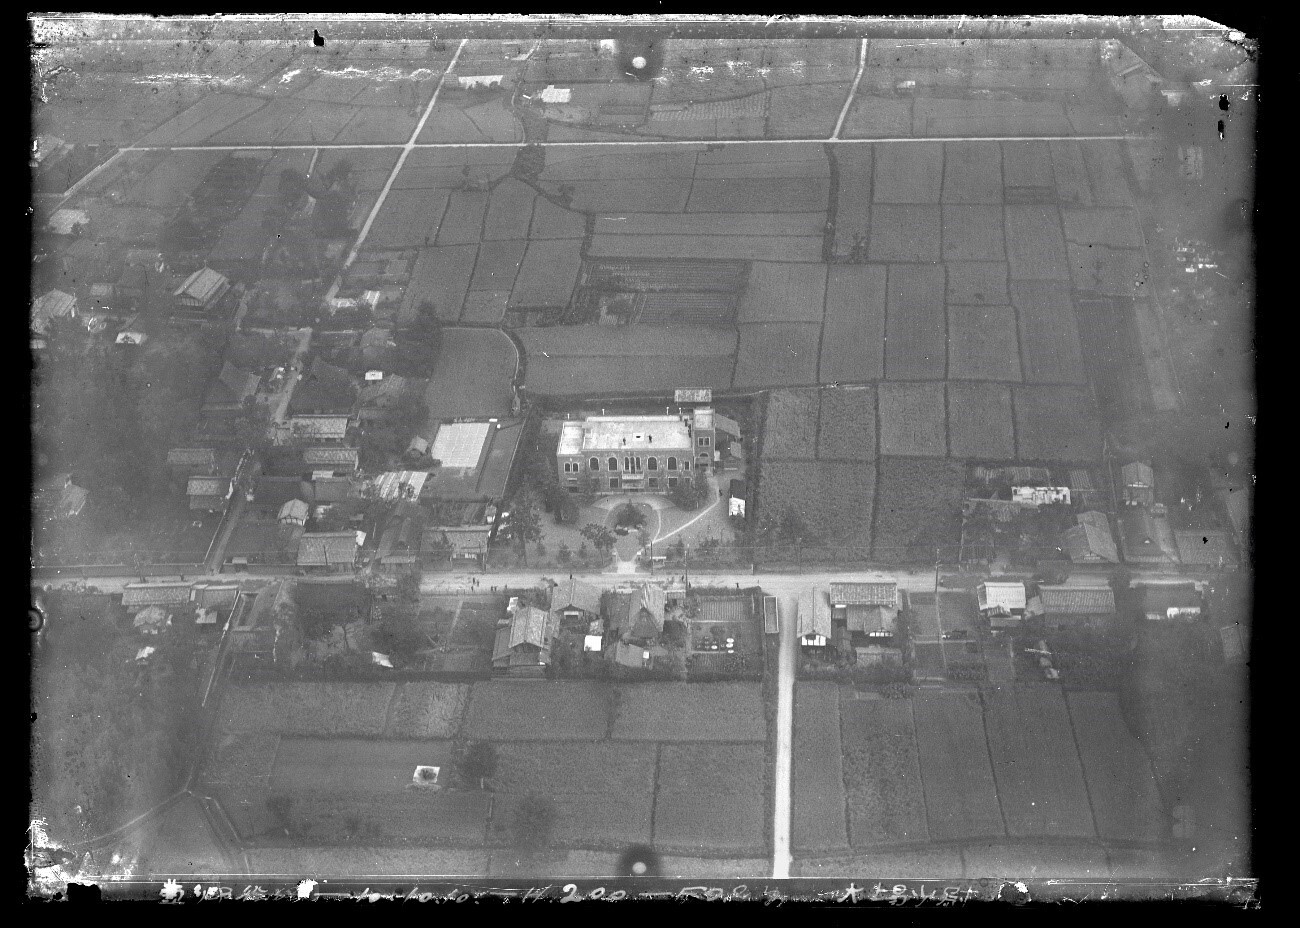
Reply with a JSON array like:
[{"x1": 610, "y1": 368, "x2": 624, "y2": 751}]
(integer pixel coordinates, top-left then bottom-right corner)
[
  {"x1": 647, "y1": 456, "x2": 658, "y2": 471},
  {"x1": 608, "y1": 457, "x2": 618, "y2": 471},
  {"x1": 590, "y1": 457, "x2": 600, "y2": 471},
  {"x1": 667, "y1": 457, "x2": 677, "y2": 471}
]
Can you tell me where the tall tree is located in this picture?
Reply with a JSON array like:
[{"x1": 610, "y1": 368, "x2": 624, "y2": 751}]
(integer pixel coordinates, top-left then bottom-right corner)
[{"x1": 513, "y1": 490, "x2": 543, "y2": 567}]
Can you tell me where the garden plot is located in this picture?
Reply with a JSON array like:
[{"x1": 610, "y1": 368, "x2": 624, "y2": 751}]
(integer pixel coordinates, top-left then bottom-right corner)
[
  {"x1": 867, "y1": 204, "x2": 941, "y2": 263},
  {"x1": 1001, "y1": 140, "x2": 1056, "y2": 189},
  {"x1": 872, "y1": 458, "x2": 966, "y2": 559},
  {"x1": 611, "y1": 682, "x2": 766, "y2": 742},
  {"x1": 367, "y1": 188, "x2": 449, "y2": 249},
  {"x1": 761, "y1": 389, "x2": 821, "y2": 460},
  {"x1": 564, "y1": 179, "x2": 693, "y2": 213},
  {"x1": 878, "y1": 382, "x2": 947, "y2": 457},
  {"x1": 738, "y1": 263, "x2": 828, "y2": 324},
  {"x1": 1011, "y1": 281, "x2": 1086, "y2": 384},
  {"x1": 654, "y1": 743, "x2": 767, "y2": 853},
  {"x1": 493, "y1": 742, "x2": 657, "y2": 848},
  {"x1": 435, "y1": 191, "x2": 489, "y2": 246},
  {"x1": 946, "y1": 382, "x2": 1015, "y2": 460},
  {"x1": 469, "y1": 240, "x2": 526, "y2": 292},
  {"x1": 1013, "y1": 385, "x2": 1102, "y2": 462},
  {"x1": 946, "y1": 262, "x2": 1009, "y2": 306},
  {"x1": 947, "y1": 306, "x2": 1022, "y2": 381},
  {"x1": 793, "y1": 684, "x2": 849, "y2": 851},
  {"x1": 1049, "y1": 141, "x2": 1093, "y2": 207},
  {"x1": 461, "y1": 681, "x2": 612, "y2": 741},
  {"x1": 1004, "y1": 205, "x2": 1070, "y2": 281},
  {"x1": 1080, "y1": 141, "x2": 1134, "y2": 208},
  {"x1": 529, "y1": 196, "x2": 587, "y2": 239},
  {"x1": 759, "y1": 462, "x2": 876, "y2": 547},
  {"x1": 733, "y1": 323, "x2": 821, "y2": 388},
  {"x1": 1060, "y1": 208, "x2": 1145, "y2": 248},
  {"x1": 817, "y1": 386, "x2": 877, "y2": 460},
  {"x1": 219, "y1": 683, "x2": 394, "y2": 737},
  {"x1": 873, "y1": 142, "x2": 943, "y2": 203},
  {"x1": 884, "y1": 264, "x2": 946, "y2": 380},
  {"x1": 840, "y1": 697, "x2": 929, "y2": 845},
  {"x1": 1066, "y1": 244, "x2": 1149, "y2": 298},
  {"x1": 942, "y1": 141, "x2": 1003, "y2": 204},
  {"x1": 819, "y1": 265, "x2": 887, "y2": 383},
  {"x1": 687, "y1": 176, "x2": 830, "y2": 213},
  {"x1": 509, "y1": 239, "x2": 582, "y2": 308},
  {"x1": 595, "y1": 212, "x2": 824, "y2": 237},
  {"x1": 588, "y1": 235, "x2": 823, "y2": 263},
  {"x1": 403, "y1": 244, "x2": 476, "y2": 322},
  {"x1": 912, "y1": 692, "x2": 1004, "y2": 841},
  {"x1": 483, "y1": 178, "x2": 537, "y2": 240},
  {"x1": 831, "y1": 147, "x2": 873, "y2": 259},
  {"x1": 942, "y1": 205, "x2": 1006, "y2": 262},
  {"x1": 1066, "y1": 691, "x2": 1164, "y2": 843},
  {"x1": 984, "y1": 688, "x2": 1096, "y2": 838},
  {"x1": 381, "y1": 682, "x2": 471, "y2": 739}
]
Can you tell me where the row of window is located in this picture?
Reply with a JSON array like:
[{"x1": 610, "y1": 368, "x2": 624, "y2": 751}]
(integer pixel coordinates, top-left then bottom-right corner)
[
  {"x1": 566, "y1": 476, "x2": 684, "y2": 491},
  {"x1": 565, "y1": 456, "x2": 692, "y2": 473}
]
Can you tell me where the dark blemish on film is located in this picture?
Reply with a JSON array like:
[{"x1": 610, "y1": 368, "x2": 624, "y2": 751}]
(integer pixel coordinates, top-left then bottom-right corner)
[
  {"x1": 313, "y1": 29, "x2": 325, "y2": 47},
  {"x1": 1218, "y1": 120, "x2": 1225, "y2": 139},
  {"x1": 1219, "y1": 94, "x2": 1230, "y2": 111}
]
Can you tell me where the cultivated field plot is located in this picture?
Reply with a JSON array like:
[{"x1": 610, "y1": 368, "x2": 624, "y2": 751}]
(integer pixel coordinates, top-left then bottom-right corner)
[
  {"x1": 733, "y1": 323, "x2": 821, "y2": 388},
  {"x1": 1050, "y1": 141, "x2": 1093, "y2": 207},
  {"x1": 519, "y1": 325, "x2": 737, "y2": 358},
  {"x1": 396, "y1": 148, "x2": 516, "y2": 190},
  {"x1": 654, "y1": 743, "x2": 767, "y2": 852},
  {"x1": 611, "y1": 682, "x2": 766, "y2": 742},
  {"x1": 130, "y1": 94, "x2": 270, "y2": 148},
  {"x1": 423, "y1": 329, "x2": 516, "y2": 422},
  {"x1": 872, "y1": 458, "x2": 967, "y2": 558},
  {"x1": 588, "y1": 234, "x2": 823, "y2": 263},
  {"x1": 946, "y1": 382, "x2": 1016, "y2": 460},
  {"x1": 961, "y1": 842, "x2": 1112, "y2": 880},
  {"x1": 248, "y1": 848, "x2": 488, "y2": 878},
  {"x1": 767, "y1": 83, "x2": 845, "y2": 137},
  {"x1": 461, "y1": 681, "x2": 613, "y2": 741},
  {"x1": 792, "y1": 684, "x2": 849, "y2": 851},
  {"x1": 1066, "y1": 692, "x2": 1165, "y2": 843},
  {"x1": 367, "y1": 187, "x2": 450, "y2": 249},
  {"x1": 817, "y1": 386, "x2": 877, "y2": 460},
  {"x1": 761, "y1": 389, "x2": 821, "y2": 460},
  {"x1": 418, "y1": 98, "x2": 524, "y2": 144},
  {"x1": 1011, "y1": 281, "x2": 1087, "y2": 384},
  {"x1": 469, "y1": 240, "x2": 526, "y2": 292},
  {"x1": 595, "y1": 211, "x2": 825, "y2": 238},
  {"x1": 1013, "y1": 385, "x2": 1102, "y2": 462},
  {"x1": 877, "y1": 382, "x2": 947, "y2": 457},
  {"x1": 795, "y1": 848, "x2": 963, "y2": 879},
  {"x1": 542, "y1": 147, "x2": 699, "y2": 183},
  {"x1": 563, "y1": 179, "x2": 694, "y2": 213},
  {"x1": 1001, "y1": 140, "x2": 1056, "y2": 189},
  {"x1": 946, "y1": 262, "x2": 1009, "y2": 306},
  {"x1": 462, "y1": 290, "x2": 510, "y2": 323},
  {"x1": 947, "y1": 306, "x2": 1022, "y2": 382},
  {"x1": 121, "y1": 151, "x2": 228, "y2": 211},
  {"x1": 984, "y1": 688, "x2": 1096, "y2": 838},
  {"x1": 269, "y1": 738, "x2": 455, "y2": 792},
  {"x1": 819, "y1": 265, "x2": 887, "y2": 383},
  {"x1": 907, "y1": 592, "x2": 941, "y2": 639},
  {"x1": 1066, "y1": 244, "x2": 1149, "y2": 297},
  {"x1": 205, "y1": 732, "x2": 280, "y2": 788},
  {"x1": 912, "y1": 692, "x2": 1004, "y2": 842},
  {"x1": 687, "y1": 176, "x2": 830, "y2": 213},
  {"x1": 841, "y1": 97, "x2": 914, "y2": 139},
  {"x1": 942, "y1": 205, "x2": 1006, "y2": 262},
  {"x1": 493, "y1": 742, "x2": 658, "y2": 847},
  {"x1": 382, "y1": 682, "x2": 471, "y2": 739},
  {"x1": 759, "y1": 461, "x2": 876, "y2": 547},
  {"x1": 942, "y1": 141, "x2": 1003, "y2": 204},
  {"x1": 868, "y1": 204, "x2": 942, "y2": 263},
  {"x1": 873, "y1": 142, "x2": 943, "y2": 203},
  {"x1": 831, "y1": 147, "x2": 873, "y2": 259},
  {"x1": 1060, "y1": 208, "x2": 1145, "y2": 248},
  {"x1": 840, "y1": 697, "x2": 929, "y2": 845},
  {"x1": 885, "y1": 264, "x2": 946, "y2": 380},
  {"x1": 510, "y1": 239, "x2": 582, "y2": 308},
  {"x1": 526, "y1": 355, "x2": 735, "y2": 396},
  {"x1": 403, "y1": 244, "x2": 477, "y2": 322},
  {"x1": 483, "y1": 178, "x2": 537, "y2": 240},
  {"x1": 1080, "y1": 141, "x2": 1135, "y2": 208},
  {"x1": 219, "y1": 683, "x2": 395, "y2": 737},
  {"x1": 529, "y1": 196, "x2": 588, "y2": 239},
  {"x1": 738, "y1": 263, "x2": 828, "y2": 323},
  {"x1": 435, "y1": 190, "x2": 490, "y2": 246}
]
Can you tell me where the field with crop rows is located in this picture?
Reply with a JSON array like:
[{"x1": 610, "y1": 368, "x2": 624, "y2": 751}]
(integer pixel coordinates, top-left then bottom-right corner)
[
  {"x1": 792, "y1": 684, "x2": 849, "y2": 851},
  {"x1": 947, "y1": 306, "x2": 1022, "y2": 381},
  {"x1": 912, "y1": 692, "x2": 1004, "y2": 841},
  {"x1": 1013, "y1": 385, "x2": 1102, "y2": 462},
  {"x1": 761, "y1": 389, "x2": 820, "y2": 460},
  {"x1": 218, "y1": 682, "x2": 395, "y2": 737},
  {"x1": 461, "y1": 681, "x2": 613, "y2": 741},
  {"x1": 840, "y1": 697, "x2": 929, "y2": 845},
  {"x1": 816, "y1": 386, "x2": 876, "y2": 460},
  {"x1": 1005, "y1": 205, "x2": 1071, "y2": 281},
  {"x1": 946, "y1": 382, "x2": 1016, "y2": 459},
  {"x1": 509, "y1": 239, "x2": 583, "y2": 307},
  {"x1": 872, "y1": 457, "x2": 966, "y2": 558},
  {"x1": 653, "y1": 743, "x2": 767, "y2": 852},
  {"x1": 381, "y1": 682, "x2": 471, "y2": 739},
  {"x1": 877, "y1": 382, "x2": 947, "y2": 457},
  {"x1": 819, "y1": 265, "x2": 887, "y2": 383},
  {"x1": 738, "y1": 263, "x2": 828, "y2": 323},
  {"x1": 734, "y1": 324, "x2": 821, "y2": 387},
  {"x1": 610, "y1": 682, "x2": 766, "y2": 742},
  {"x1": 1012, "y1": 281, "x2": 1087, "y2": 384},
  {"x1": 1066, "y1": 691, "x2": 1165, "y2": 843},
  {"x1": 759, "y1": 461, "x2": 876, "y2": 547},
  {"x1": 885, "y1": 265, "x2": 946, "y2": 379}
]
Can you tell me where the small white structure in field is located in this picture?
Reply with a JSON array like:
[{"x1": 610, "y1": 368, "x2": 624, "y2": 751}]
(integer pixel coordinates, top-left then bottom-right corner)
[
  {"x1": 539, "y1": 85, "x2": 572, "y2": 104},
  {"x1": 1012, "y1": 486, "x2": 1071, "y2": 507},
  {"x1": 458, "y1": 74, "x2": 503, "y2": 89},
  {"x1": 412, "y1": 765, "x2": 441, "y2": 789}
]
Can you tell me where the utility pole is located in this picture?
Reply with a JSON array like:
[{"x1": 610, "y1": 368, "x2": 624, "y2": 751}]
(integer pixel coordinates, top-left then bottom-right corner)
[
  {"x1": 683, "y1": 543, "x2": 690, "y2": 592},
  {"x1": 934, "y1": 547, "x2": 941, "y2": 597}
]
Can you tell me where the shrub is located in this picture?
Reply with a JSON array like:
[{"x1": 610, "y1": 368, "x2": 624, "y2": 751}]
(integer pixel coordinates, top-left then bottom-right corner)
[
  {"x1": 557, "y1": 544, "x2": 571, "y2": 564},
  {"x1": 458, "y1": 741, "x2": 498, "y2": 788},
  {"x1": 614, "y1": 503, "x2": 646, "y2": 530}
]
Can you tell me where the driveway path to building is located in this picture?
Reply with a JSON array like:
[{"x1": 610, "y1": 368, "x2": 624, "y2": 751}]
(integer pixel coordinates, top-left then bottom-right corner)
[{"x1": 770, "y1": 580, "x2": 798, "y2": 879}]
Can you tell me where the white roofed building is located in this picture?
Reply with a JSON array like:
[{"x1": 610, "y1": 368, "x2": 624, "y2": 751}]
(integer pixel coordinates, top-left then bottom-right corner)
[{"x1": 556, "y1": 411, "x2": 719, "y2": 495}]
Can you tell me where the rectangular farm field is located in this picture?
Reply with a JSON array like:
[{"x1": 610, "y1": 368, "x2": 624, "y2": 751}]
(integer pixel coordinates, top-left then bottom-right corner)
[
  {"x1": 218, "y1": 682, "x2": 394, "y2": 737},
  {"x1": 877, "y1": 382, "x2": 947, "y2": 457},
  {"x1": 873, "y1": 142, "x2": 943, "y2": 203},
  {"x1": 1005, "y1": 205, "x2": 1070, "y2": 281},
  {"x1": 435, "y1": 191, "x2": 489, "y2": 246},
  {"x1": 368, "y1": 187, "x2": 449, "y2": 249},
  {"x1": 761, "y1": 389, "x2": 820, "y2": 460},
  {"x1": 595, "y1": 212, "x2": 825, "y2": 237},
  {"x1": 945, "y1": 382, "x2": 1015, "y2": 460},
  {"x1": 1049, "y1": 141, "x2": 1093, "y2": 207},
  {"x1": 941, "y1": 141, "x2": 1003, "y2": 204},
  {"x1": 1060, "y1": 208, "x2": 1145, "y2": 248},
  {"x1": 483, "y1": 178, "x2": 537, "y2": 240},
  {"x1": 840, "y1": 697, "x2": 929, "y2": 845},
  {"x1": 831, "y1": 148, "x2": 873, "y2": 258},
  {"x1": 654, "y1": 743, "x2": 768, "y2": 853},
  {"x1": 912, "y1": 692, "x2": 1004, "y2": 841},
  {"x1": 611, "y1": 682, "x2": 766, "y2": 742},
  {"x1": 1011, "y1": 281, "x2": 1086, "y2": 384},
  {"x1": 1066, "y1": 691, "x2": 1164, "y2": 842},
  {"x1": 739, "y1": 263, "x2": 828, "y2": 323},
  {"x1": 403, "y1": 244, "x2": 476, "y2": 322},
  {"x1": 942, "y1": 205, "x2": 1006, "y2": 262},
  {"x1": 947, "y1": 306, "x2": 1022, "y2": 382},
  {"x1": 793, "y1": 684, "x2": 849, "y2": 851},
  {"x1": 382, "y1": 682, "x2": 470, "y2": 738},
  {"x1": 868, "y1": 204, "x2": 941, "y2": 263},
  {"x1": 1080, "y1": 141, "x2": 1135, "y2": 208},
  {"x1": 819, "y1": 264, "x2": 887, "y2": 383},
  {"x1": 733, "y1": 323, "x2": 821, "y2": 388},
  {"x1": 1013, "y1": 385, "x2": 1102, "y2": 462},
  {"x1": 884, "y1": 264, "x2": 946, "y2": 380},
  {"x1": 470, "y1": 240, "x2": 526, "y2": 292},
  {"x1": 510, "y1": 239, "x2": 582, "y2": 308},
  {"x1": 687, "y1": 176, "x2": 830, "y2": 213},
  {"x1": 567, "y1": 178, "x2": 693, "y2": 213},
  {"x1": 757, "y1": 461, "x2": 876, "y2": 547},
  {"x1": 526, "y1": 355, "x2": 734, "y2": 396},
  {"x1": 587, "y1": 234, "x2": 824, "y2": 263},
  {"x1": 872, "y1": 457, "x2": 966, "y2": 560},
  {"x1": 1001, "y1": 140, "x2": 1056, "y2": 188},
  {"x1": 817, "y1": 386, "x2": 877, "y2": 460},
  {"x1": 461, "y1": 681, "x2": 613, "y2": 740},
  {"x1": 529, "y1": 196, "x2": 587, "y2": 239},
  {"x1": 946, "y1": 262, "x2": 1009, "y2": 306}
]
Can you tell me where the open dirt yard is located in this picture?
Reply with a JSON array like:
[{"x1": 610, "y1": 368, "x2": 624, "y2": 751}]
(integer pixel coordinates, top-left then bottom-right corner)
[{"x1": 792, "y1": 683, "x2": 849, "y2": 852}]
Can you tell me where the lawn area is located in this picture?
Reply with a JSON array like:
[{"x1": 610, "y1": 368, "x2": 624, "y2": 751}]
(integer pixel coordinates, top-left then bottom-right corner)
[
  {"x1": 491, "y1": 741, "x2": 657, "y2": 848},
  {"x1": 423, "y1": 328, "x2": 517, "y2": 423},
  {"x1": 761, "y1": 388, "x2": 820, "y2": 460},
  {"x1": 610, "y1": 682, "x2": 766, "y2": 742},
  {"x1": 654, "y1": 742, "x2": 767, "y2": 853},
  {"x1": 792, "y1": 684, "x2": 849, "y2": 852},
  {"x1": 983, "y1": 687, "x2": 1095, "y2": 838},
  {"x1": 912, "y1": 692, "x2": 1004, "y2": 841},
  {"x1": 218, "y1": 682, "x2": 396, "y2": 737},
  {"x1": 1066, "y1": 691, "x2": 1165, "y2": 843},
  {"x1": 839, "y1": 696, "x2": 929, "y2": 845},
  {"x1": 461, "y1": 681, "x2": 613, "y2": 741}
]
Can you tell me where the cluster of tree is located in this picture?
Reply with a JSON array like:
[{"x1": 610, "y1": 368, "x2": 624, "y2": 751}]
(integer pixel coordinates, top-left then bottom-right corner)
[
  {"x1": 162, "y1": 156, "x2": 265, "y2": 258},
  {"x1": 667, "y1": 477, "x2": 711, "y2": 512},
  {"x1": 358, "y1": 387, "x2": 431, "y2": 472}
]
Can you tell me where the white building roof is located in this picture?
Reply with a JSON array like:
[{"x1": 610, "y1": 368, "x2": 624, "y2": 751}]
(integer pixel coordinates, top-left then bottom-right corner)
[
  {"x1": 32, "y1": 290, "x2": 78, "y2": 334},
  {"x1": 48, "y1": 209, "x2": 89, "y2": 235},
  {"x1": 540, "y1": 85, "x2": 572, "y2": 103},
  {"x1": 371, "y1": 470, "x2": 429, "y2": 502},
  {"x1": 978, "y1": 581, "x2": 1027, "y2": 613},
  {"x1": 174, "y1": 267, "x2": 229, "y2": 304},
  {"x1": 559, "y1": 415, "x2": 692, "y2": 455},
  {"x1": 430, "y1": 421, "x2": 491, "y2": 469}
]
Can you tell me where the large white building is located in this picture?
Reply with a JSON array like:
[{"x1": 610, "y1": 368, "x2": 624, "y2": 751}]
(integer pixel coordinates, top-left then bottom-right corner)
[{"x1": 556, "y1": 409, "x2": 733, "y2": 495}]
